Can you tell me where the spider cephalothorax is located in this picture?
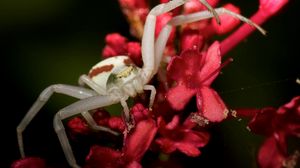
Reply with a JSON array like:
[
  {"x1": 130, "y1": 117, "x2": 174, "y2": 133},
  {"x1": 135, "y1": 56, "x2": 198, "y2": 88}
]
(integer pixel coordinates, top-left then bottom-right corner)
[{"x1": 17, "y1": 0, "x2": 265, "y2": 167}]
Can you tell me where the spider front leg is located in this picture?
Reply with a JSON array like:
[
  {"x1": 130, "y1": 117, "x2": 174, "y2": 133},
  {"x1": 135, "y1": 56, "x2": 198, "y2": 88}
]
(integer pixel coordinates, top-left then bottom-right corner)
[
  {"x1": 154, "y1": 7, "x2": 267, "y2": 68},
  {"x1": 140, "y1": 0, "x2": 220, "y2": 83},
  {"x1": 54, "y1": 95, "x2": 119, "y2": 168}
]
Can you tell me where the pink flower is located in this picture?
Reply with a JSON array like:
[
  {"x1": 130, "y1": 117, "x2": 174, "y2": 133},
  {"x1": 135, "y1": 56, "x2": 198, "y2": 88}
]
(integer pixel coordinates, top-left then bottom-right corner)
[
  {"x1": 156, "y1": 115, "x2": 210, "y2": 157},
  {"x1": 166, "y1": 41, "x2": 228, "y2": 122},
  {"x1": 180, "y1": 29, "x2": 204, "y2": 51},
  {"x1": 68, "y1": 116, "x2": 91, "y2": 135},
  {"x1": 81, "y1": 103, "x2": 157, "y2": 168},
  {"x1": 67, "y1": 109, "x2": 125, "y2": 135},
  {"x1": 85, "y1": 119, "x2": 157, "y2": 168},
  {"x1": 241, "y1": 96, "x2": 300, "y2": 168},
  {"x1": 102, "y1": 33, "x2": 142, "y2": 66},
  {"x1": 248, "y1": 96, "x2": 300, "y2": 138}
]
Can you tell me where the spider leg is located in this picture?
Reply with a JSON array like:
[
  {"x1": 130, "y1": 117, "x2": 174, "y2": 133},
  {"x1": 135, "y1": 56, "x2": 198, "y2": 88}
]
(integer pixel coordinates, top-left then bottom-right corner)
[
  {"x1": 16, "y1": 84, "x2": 97, "y2": 158},
  {"x1": 54, "y1": 95, "x2": 118, "y2": 168},
  {"x1": 169, "y1": 8, "x2": 266, "y2": 34},
  {"x1": 143, "y1": 85, "x2": 156, "y2": 109},
  {"x1": 78, "y1": 74, "x2": 107, "y2": 95},
  {"x1": 81, "y1": 111, "x2": 119, "y2": 136},
  {"x1": 141, "y1": 0, "x2": 218, "y2": 84},
  {"x1": 154, "y1": 7, "x2": 267, "y2": 73}
]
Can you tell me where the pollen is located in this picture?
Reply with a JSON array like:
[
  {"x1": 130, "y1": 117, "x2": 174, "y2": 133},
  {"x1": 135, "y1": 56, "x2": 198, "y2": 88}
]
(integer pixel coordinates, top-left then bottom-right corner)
[
  {"x1": 223, "y1": 109, "x2": 229, "y2": 118},
  {"x1": 191, "y1": 113, "x2": 209, "y2": 127},
  {"x1": 246, "y1": 126, "x2": 251, "y2": 132},
  {"x1": 296, "y1": 78, "x2": 300, "y2": 85},
  {"x1": 231, "y1": 110, "x2": 237, "y2": 118}
]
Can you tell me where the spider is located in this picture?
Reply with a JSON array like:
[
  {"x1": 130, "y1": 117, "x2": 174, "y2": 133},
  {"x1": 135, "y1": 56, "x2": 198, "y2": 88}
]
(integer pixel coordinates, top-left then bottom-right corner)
[{"x1": 16, "y1": 0, "x2": 265, "y2": 167}]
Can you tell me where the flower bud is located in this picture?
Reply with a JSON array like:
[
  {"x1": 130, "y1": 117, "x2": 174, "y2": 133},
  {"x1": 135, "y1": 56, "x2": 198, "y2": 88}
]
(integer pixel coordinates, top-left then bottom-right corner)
[{"x1": 212, "y1": 4, "x2": 241, "y2": 35}]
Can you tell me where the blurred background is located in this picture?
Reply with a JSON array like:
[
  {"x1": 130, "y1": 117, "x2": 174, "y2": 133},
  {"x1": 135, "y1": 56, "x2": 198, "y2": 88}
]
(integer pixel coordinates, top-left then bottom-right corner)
[{"x1": 1, "y1": 0, "x2": 299, "y2": 167}]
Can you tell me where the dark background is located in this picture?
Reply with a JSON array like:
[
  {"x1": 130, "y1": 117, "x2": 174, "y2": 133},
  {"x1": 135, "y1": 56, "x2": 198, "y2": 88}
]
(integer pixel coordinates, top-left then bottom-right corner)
[{"x1": 1, "y1": 0, "x2": 299, "y2": 167}]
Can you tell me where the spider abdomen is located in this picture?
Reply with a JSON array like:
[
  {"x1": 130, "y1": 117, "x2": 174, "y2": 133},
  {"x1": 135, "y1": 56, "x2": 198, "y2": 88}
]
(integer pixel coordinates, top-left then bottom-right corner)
[{"x1": 88, "y1": 56, "x2": 142, "y2": 95}]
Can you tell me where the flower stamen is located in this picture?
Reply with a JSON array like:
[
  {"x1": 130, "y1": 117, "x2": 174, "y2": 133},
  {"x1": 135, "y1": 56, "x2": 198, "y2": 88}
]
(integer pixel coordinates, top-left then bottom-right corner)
[{"x1": 200, "y1": 57, "x2": 233, "y2": 84}]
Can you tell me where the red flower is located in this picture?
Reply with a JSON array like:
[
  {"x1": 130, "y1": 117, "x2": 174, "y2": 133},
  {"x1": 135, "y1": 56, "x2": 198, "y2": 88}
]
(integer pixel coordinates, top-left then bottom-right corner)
[
  {"x1": 180, "y1": 29, "x2": 204, "y2": 51},
  {"x1": 11, "y1": 157, "x2": 46, "y2": 168},
  {"x1": 82, "y1": 103, "x2": 157, "y2": 168},
  {"x1": 211, "y1": 3, "x2": 241, "y2": 35},
  {"x1": 102, "y1": 33, "x2": 142, "y2": 66},
  {"x1": 248, "y1": 96, "x2": 300, "y2": 138},
  {"x1": 156, "y1": 115, "x2": 210, "y2": 157},
  {"x1": 166, "y1": 41, "x2": 228, "y2": 122},
  {"x1": 85, "y1": 119, "x2": 157, "y2": 168},
  {"x1": 67, "y1": 109, "x2": 125, "y2": 135},
  {"x1": 242, "y1": 96, "x2": 300, "y2": 168}
]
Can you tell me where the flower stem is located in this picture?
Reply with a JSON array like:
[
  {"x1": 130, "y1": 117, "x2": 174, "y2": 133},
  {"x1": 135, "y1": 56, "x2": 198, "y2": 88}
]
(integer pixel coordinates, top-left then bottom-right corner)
[{"x1": 220, "y1": 10, "x2": 269, "y2": 56}]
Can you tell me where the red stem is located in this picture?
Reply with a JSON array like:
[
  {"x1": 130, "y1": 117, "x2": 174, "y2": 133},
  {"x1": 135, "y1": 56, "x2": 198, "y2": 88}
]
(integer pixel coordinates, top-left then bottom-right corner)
[{"x1": 220, "y1": 10, "x2": 269, "y2": 56}]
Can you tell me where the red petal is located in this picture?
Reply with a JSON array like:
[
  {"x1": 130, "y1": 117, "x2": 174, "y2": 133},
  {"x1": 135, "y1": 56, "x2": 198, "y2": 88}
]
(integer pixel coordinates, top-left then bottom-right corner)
[
  {"x1": 197, "y1": 41, "x2": 221, "y2": 85},
  {"x1": 11, "y1": 157, "x2": 46, "y2": 168},
  {"x1": 131, "y1": 103, "x2": 149, "y2": 122},
  {"x1": 102, "y1": 46, "x2": 119, "y2": 58},
  {"x1": 196, "y1": 86, "x2": 227, "y2": 122},
  {"x1": 248, "y1": 107, "x2": 277, "y2": 136},
  {"x1": 155, "y1": 138, "x2": 177, "y2": 153},
  {"x1": 276, "y1": 96, "x2": 300, "y2": 137},
  {"x1": 212, "y1": 4, "x2": 241, "y2": 35},
  {"x1": 85, "y1": 145, "x2": 122, "y2": 168},
  {"x1": 176, "y1": 143, "x2": 201, "y2": 157},
  {"x1": 181, "y1": 131, "x2": 210, "y2": 148},
  {"x1": 67, "y1": 117, "x2": 90, "y2": 135},
  {"x1": 180, "y1": 29, "x2": 204, "y2": 51},
  {"x1": 258, "y1": 137, "x2": 286, "y2": 168},
  {"x1": 183, "y1": 0, "x2": 202, "y2": 14},
  {"x1": 166, "y1": 84, "x2": 197, "y2": 111},
  {"x1": 102, "y1": 33, "x2": 128, "y2": 58},
  {"x1": 124, "y1": 119, "x2": 157, "y2": 162},
  {"x1": 277, "y1": 96, "x2": 300, "y2": 115},
  {"x1": 165, "y1": 115, "x2": 180, "y2": 130},
  {"x1": 168, "y1": 49, "x2": 203, "y2": 83},
  {"x1": 127, "y1": 42, "x2": 142, "y2": 66},
  {"x1": 167, "y1": 56, "x2": 185, "y2": 82},
  {"x1": 92, "y1": 109, "x2": 110, "y2": 126},
  {"x1": 108, "y1": 116, "x2": 125, "y2": 132}
]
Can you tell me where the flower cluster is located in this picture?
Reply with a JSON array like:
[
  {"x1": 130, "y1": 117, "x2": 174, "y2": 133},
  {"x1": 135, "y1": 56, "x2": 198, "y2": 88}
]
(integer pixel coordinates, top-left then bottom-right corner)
[
  {"x1": 237, "y1": 96, "x2": 300, "y2": 168},
  {"x1": 12, "y1": 0, "x2": 298, "y2": 168}
]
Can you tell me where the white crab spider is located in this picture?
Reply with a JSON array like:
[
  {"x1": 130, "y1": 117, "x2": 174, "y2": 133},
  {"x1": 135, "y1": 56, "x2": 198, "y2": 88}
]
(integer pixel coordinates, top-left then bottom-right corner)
[{"x1": 16, "y1": 0, "x2": 266, "y2": 167}]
